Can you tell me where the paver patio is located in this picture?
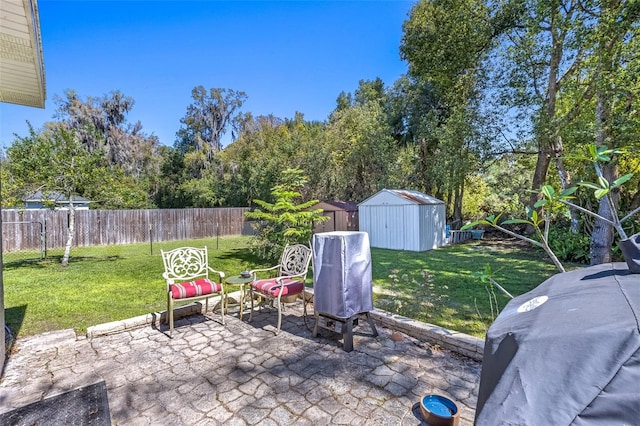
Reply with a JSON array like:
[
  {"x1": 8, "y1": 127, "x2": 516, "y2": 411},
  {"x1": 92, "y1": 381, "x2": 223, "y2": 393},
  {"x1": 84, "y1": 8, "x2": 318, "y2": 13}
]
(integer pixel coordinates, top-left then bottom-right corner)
[{"x1": 0, "y1": 302, "x2": 481, "y2": 425}]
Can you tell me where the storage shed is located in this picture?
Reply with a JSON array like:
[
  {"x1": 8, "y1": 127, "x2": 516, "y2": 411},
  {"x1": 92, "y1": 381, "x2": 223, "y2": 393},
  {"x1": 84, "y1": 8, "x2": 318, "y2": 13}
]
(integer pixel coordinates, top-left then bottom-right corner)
[
  {"x1": 358, "y1": 189, "x2": 445, "y2": 251},
  {"x1": 311, "y1": 201, "x2": 358, "y2": 233}
]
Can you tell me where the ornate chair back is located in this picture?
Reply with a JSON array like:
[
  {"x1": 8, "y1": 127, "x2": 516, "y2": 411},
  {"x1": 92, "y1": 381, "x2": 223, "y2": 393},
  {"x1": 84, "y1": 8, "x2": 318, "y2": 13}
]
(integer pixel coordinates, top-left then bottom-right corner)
[
  {"x1": 279, "y1": 244, "x2": 312, "y2": 279},
  {"x1": 162, "y1": 246, "x2": 211, "y2": 284}
]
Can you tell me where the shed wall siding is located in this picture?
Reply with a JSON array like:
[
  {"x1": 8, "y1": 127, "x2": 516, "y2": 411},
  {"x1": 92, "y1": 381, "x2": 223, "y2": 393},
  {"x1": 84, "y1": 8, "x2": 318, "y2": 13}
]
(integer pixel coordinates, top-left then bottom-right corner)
[
  {"x1": 435, "y1": 204, "x2": 446, "y2": 248},
  {"x1": 417, "y1": 204, "x2": 446, "y2": 250},
  {"x1": 362, "y1": 204, "x2": 445, "y2": 251},
  {"x1": 311, "y1": 202, "x2": 359, "y2": 233}
]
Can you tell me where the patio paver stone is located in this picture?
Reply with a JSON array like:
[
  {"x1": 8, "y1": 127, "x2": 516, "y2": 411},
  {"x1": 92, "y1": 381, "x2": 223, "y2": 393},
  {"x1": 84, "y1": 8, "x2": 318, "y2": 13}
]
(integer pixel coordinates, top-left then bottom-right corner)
[{"x1": 0, "y1": 302, "x2": 481, "y2": 425}]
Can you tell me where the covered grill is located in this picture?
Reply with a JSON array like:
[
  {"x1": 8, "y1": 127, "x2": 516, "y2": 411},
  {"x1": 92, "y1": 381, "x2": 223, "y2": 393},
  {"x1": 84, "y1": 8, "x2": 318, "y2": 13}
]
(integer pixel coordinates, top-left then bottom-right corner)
[
  {"x1": 311, "y1": 231, "x2": 378, "y2": 351},
  {"x1": 475, "y1": 262, "x2": 640, "y2": 425}
]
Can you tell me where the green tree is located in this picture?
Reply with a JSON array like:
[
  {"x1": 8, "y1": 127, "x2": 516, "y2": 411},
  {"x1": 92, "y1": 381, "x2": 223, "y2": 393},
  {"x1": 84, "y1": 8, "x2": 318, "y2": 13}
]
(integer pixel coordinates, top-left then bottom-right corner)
[
  {"x1": 385, "y1": 76, "x2": 442, "y2": 192},
  {"x1": 326, "y1": 102, "x2": 396, "y2": 202},
  {"x1": 581, "y1": 0, "x2": 640, "y2": 263},
  {"x1": 176, "y1": 86, "x2": 247, "y2": 159},
  {"x1": 153, "y1": 145, "x2": 190, "y2": 208},
  {"x1": 50, "y1": 90, "x2": 160, "y2": 208},
  {"x1": 179, "y1": 162, "x2": 226, "y2": 207},
  {"x1": 400, "y1": 0, "x2": 495, "y2": 225},
  {"x1": 53, "y1": 89, "x2": 160, "y2": 178},
  {"x1": 492, "y1": 0, "x2": 639, "y2": 263},
  {"x1": 324, "y1": 79, "x2": 397, "y2": 202},
  {"x1": 245, "y1": 168, "x2": 327, "y2": 262},
  {"x1": 489, "y1": 0, "x2": 603, "y2": 239},
  {"x1": 476, "y1": 153, "x2": 535, "y2": 218},
  {"x1": 6, "y1": 125, "x2": 105, "y2": 266},
  {"x1": 222, "y1": 114, "x2": 297, "y2": 206},
  {"x1": 221, "y1": 112, "x2": 333, "y2": 207},
  {"x1": 386, "y1": 75, "x2": 439, "y2": 147},
  {"x1": 171, "y1": 87, "x2": 248, "y2": 207}
]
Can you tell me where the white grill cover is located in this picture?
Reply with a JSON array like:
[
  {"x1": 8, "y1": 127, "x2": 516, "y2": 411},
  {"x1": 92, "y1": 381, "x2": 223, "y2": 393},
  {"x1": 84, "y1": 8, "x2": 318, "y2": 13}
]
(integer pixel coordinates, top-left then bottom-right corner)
[{"x1": 312, "y1": 231, "x2": 374, "y2": 319}]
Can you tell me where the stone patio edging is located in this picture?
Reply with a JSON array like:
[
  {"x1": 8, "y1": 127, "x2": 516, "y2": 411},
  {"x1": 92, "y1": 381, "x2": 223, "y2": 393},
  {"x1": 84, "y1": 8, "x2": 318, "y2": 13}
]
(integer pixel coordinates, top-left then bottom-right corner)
[
  {"x1": 86, "y1": 290, "x2": 485, "y2": 361},
  {"x1": 368, "y1": 309, "x2": 484, "y2": 361}
]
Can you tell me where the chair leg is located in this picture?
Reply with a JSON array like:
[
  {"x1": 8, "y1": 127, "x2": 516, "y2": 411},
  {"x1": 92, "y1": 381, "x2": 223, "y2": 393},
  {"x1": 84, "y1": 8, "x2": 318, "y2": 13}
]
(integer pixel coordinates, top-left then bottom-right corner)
[
  {"x1": 275, "y1": 297, "x2": 282, "y2": 335},
  {"x1": 302, "y1": 291, "x2": 310, "y2": 318},
  {"x1": 220, "y1": 292, "x2": 225, "y2": 325},
  {"x1": 168, "y1": 295, "x2": 174, "y2": 338},
  {"x1": 249, "y1": 288, "x2": 254, "y2": 322},
  {"x1": 313, "y1": 311, "x2": 319, "y2": 337}
]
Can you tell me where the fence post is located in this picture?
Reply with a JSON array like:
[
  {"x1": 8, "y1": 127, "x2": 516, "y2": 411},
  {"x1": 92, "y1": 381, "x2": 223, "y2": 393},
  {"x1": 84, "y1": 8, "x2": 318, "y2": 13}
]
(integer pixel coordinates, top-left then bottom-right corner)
[
  {"x1": 38, "y1": 221, "x2": 44, "y2": 259},
  {"x1": 43, "y1": 220, "x2": 47, "y2": 259},
  {"x1": 149, "y1": 223, "x2": 153, "y2": 255}
]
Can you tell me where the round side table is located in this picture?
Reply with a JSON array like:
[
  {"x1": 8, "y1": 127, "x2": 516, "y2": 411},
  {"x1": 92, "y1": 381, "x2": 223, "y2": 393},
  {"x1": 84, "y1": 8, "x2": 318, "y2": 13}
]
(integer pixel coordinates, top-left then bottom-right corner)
[{"x1": 225, "y1": 275, "x2": 253, "y2": 320}]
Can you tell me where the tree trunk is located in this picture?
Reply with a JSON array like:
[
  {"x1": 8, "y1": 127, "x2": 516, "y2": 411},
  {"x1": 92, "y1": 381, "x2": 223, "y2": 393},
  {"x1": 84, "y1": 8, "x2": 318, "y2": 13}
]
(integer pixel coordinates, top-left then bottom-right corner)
[
  {"x1": 553, "y1": 141, "x2": 580, "y2": 232},
  {"x1": 631, "y1": 179, "x2": 640, "y2": 210},
  {"x1": 61, "y1": 197, "x2": 75, "y2": 267},
  {"x1": 589, "y1": 8, "x2": 621, "y2": 265},
  {"x1": 527, "y1": 148, "x2": 552, "y2": 234},
  {"x1": 452, "y1": 181, "x2": 464, "y2": 229},
  {"x1": 528, "y1": 6, "x2": 570, "y2": 231},
  {"x1": 590, "y1": 74, "x2": 618, "y2": 264},
  {"x1": 590, "y1": 163, "x2": 619, "y2": 264}
]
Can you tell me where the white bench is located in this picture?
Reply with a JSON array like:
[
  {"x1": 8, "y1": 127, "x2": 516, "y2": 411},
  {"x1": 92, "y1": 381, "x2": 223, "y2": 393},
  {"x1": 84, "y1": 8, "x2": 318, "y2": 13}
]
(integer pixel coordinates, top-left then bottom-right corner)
[{"x1": 448, "y1": 230, "x2": 472, "y2": 244}]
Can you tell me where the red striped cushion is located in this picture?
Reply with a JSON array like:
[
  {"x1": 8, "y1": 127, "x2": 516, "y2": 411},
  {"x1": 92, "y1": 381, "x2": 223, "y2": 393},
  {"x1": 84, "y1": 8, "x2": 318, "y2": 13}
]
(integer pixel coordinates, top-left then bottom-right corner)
[
  {"x1": 251, "y1": 278, "x2": 304, "y2": 298},
  {"x1": 170, "y1": 278, "x2": 222, "y2": 299}
]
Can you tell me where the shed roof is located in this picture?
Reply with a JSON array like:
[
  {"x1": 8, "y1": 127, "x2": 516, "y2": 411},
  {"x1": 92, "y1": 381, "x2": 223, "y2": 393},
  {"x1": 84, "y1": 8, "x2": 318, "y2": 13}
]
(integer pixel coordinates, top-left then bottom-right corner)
[
  {"x1": 313, "y1": 200, "x2": 358, "y2": 211},
  {"x1": 359, "y1": 189, "x2": 444, "y2": 206}
]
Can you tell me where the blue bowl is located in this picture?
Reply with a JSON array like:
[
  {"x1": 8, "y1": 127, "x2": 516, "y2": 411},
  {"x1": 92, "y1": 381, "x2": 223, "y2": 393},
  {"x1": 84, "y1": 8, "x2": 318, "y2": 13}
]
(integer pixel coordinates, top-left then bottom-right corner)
[{"x1": 420, "y1": 394, "x2": 459, "y2": 426}]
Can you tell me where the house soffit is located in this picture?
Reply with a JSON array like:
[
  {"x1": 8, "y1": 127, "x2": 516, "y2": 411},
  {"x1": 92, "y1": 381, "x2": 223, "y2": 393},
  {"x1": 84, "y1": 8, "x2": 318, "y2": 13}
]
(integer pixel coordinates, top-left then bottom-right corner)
[{"x1": 0, "y1": 0, "x2": 46, "y2": 108}]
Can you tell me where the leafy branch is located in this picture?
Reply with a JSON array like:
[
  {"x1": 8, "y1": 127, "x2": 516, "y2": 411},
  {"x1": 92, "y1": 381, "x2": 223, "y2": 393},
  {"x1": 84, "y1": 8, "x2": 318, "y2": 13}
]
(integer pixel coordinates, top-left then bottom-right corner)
[
  {"x1": 463, "y1": 144, "x2": 638, "y2": 273},
  {"x1": 476, "y1": 264, "x2": 514, "y2": 299},
  {"x1": 557, "y1": 145, "x2": 639, "y2": 240},
  {"x1": 473, "y1": 264, "x2": 513, "y2": 330}
]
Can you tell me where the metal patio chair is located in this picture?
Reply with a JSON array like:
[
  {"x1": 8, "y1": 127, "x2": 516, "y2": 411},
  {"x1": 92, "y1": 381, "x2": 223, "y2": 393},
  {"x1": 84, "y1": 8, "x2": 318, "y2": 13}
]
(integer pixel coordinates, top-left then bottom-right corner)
[
  {"x1": 161, "y1": 246, "x2": 226, "y2": 336},
  {"x1": 248, "y1": 244, "x2": 312, "y2": 335}
]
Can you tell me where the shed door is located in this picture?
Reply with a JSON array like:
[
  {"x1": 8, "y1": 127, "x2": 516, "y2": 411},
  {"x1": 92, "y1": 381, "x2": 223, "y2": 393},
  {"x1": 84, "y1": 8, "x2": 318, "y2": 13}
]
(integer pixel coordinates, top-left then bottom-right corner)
[
  {"x1": 379, "y1": 206, "x2": 404, "y2": 250},
  {"x1": 314, "y1": 211, "x2": 336, "y2": 233}
]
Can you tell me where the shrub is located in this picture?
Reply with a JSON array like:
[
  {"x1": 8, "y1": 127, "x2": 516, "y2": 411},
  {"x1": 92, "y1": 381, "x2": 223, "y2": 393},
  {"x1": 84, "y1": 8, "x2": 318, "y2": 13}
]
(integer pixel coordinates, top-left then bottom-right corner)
[{"x1": 544, "y1": 225, "x2": 591, "y2": 264}]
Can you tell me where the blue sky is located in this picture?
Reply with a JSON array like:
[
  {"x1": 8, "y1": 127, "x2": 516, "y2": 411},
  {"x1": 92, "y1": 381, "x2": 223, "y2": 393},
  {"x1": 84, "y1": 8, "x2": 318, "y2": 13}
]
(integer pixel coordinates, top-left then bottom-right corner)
[{"x1": 1, "y1": 0, "x2": 413, "y2": 148}]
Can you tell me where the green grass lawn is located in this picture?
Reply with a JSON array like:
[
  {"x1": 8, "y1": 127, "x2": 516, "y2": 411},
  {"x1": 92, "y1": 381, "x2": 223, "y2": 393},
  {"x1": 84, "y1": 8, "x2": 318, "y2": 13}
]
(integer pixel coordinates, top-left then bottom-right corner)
[
  {"x1": 3, "y1": 235, "x2": 561, "y2": 339},
  {"x1": 371, "y1": 240, "x2": 560, "y2": 337}
]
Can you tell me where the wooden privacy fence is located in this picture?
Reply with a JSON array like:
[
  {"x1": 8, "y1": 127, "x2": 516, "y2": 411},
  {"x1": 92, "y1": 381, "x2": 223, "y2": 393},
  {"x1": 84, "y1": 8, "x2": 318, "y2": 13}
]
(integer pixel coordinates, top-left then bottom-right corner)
[{"x1": 1, "y1": 208, "x2": 250, "y2": 252}]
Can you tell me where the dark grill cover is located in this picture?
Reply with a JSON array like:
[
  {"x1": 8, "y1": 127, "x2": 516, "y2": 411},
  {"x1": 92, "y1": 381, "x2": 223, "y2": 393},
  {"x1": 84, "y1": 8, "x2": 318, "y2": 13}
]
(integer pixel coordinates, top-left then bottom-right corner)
[
  {"x1": 312, "y1": 231, "x2": 373, "y2": 319},
  {"x1": 475, "y1": 263, "x2": 640, "y2": 425}
]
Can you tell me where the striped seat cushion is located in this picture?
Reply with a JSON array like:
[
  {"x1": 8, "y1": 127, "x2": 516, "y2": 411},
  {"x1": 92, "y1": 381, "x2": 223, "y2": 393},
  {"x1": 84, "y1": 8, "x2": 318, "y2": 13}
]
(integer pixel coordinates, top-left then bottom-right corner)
[
  {"x1": 251, "y1": 278, "x2": 304, "y2": 298},
  {"x1": 170, "y1": 278, "x2": 222, "y2": 299}
]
